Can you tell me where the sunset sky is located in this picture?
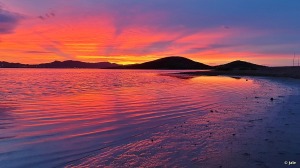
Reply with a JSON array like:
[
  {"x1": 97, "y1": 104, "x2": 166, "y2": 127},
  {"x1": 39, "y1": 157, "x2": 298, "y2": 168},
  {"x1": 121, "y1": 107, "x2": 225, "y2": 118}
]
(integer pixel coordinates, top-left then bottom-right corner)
[{"x1": 0, "y1": 0, "x2": 300, "y2": 66}]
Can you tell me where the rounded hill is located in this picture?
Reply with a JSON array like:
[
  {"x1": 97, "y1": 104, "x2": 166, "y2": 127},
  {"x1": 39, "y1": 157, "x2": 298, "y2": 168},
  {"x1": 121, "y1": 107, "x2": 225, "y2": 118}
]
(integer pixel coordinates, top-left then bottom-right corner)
[{"x1": 120, "y1": 56, "x2": 212, "y2": 70}]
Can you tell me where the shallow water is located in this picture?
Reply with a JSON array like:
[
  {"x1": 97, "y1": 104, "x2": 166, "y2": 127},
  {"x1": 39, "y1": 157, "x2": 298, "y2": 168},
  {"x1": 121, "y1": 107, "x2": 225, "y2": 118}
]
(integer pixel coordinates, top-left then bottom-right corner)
[{"x1": 0, "y1": 69, "x2": 296, "y2": 167}]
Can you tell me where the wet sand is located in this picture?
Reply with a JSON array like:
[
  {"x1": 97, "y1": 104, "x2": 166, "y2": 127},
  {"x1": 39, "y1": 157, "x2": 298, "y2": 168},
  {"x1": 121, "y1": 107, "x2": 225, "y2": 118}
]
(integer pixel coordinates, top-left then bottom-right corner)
[
  {"x1": 218, "y1": 89, "x2": 300, "y2": 168},
  {"x1": 178, "y1": 67, "x2": 300, "y2": 79},
  {"x1": 65, "y1": 77, "x2": 300, "y2": 168}
]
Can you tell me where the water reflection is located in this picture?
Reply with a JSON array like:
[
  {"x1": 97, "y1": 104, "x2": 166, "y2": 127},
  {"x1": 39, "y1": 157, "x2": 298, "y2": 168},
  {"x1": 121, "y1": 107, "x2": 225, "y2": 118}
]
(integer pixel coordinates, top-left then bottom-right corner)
[{"x1": 0, "y1": 69, "x2": 293, "y2": 167}]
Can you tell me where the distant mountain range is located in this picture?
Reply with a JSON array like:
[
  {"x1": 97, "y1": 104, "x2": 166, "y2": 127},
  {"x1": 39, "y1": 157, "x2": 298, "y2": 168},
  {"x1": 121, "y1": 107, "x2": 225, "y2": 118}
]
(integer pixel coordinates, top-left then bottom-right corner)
[
  {"x1": 0, "y1": 56, "x2": 266, "y2": 70},
  {"x1": 35, "y1": 60, "x2": 118, "y2": 68},
  {"x1": 0, "y1": 60, "x2": 118, "y2": 69}
]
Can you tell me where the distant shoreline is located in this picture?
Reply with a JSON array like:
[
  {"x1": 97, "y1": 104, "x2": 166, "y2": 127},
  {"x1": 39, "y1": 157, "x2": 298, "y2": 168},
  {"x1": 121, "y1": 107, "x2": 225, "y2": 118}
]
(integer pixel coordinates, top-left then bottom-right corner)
[
  {"x1": 0, "y1": 56, "x2": 262, "y2": 70},
  {"x1": 176, "y1": 67, "x2": 300, "y2": 79},
  {"x1": 2, "y1": 66, "x2": 300, "y2": 80}
]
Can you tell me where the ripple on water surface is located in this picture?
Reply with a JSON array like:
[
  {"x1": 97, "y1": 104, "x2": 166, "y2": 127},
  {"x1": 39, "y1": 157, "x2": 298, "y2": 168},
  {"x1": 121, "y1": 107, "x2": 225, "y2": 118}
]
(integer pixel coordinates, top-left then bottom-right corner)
[{"x1": 0, "y1": 69, "x2": 295, "y2": 167}]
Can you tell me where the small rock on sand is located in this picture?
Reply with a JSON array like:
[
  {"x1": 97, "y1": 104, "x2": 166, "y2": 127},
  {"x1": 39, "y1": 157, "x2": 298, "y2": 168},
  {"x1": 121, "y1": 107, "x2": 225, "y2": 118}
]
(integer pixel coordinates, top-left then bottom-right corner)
[{"x1": 243, "y1": 153, "x2": 251, "y2": 156}]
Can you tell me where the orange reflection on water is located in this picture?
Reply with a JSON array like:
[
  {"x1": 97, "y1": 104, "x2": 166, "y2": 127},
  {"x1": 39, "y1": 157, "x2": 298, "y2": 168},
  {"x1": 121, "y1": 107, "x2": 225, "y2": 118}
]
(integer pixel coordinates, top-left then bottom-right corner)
[
  {"x1": 65, "y1": 74, "x2": 291, "y2": 167},
  {"x1": 0, "y1": 69, "x2": 291, "y2": 167}
]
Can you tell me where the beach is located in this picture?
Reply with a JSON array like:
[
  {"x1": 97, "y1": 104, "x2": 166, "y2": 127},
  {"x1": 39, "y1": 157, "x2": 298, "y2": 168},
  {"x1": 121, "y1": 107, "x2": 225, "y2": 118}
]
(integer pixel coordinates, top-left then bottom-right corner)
[
  {"x1": 65, "y1": 76, "x2": 300, "y2": 168},
  {"x1": 1, "y1": 69, "x2": 299, "y2": 167},
  {"x1": 2, "y1": 1, "x2": 300, "y2": 167},
  {"x1": 178, "y1": 67, "x2": 300, "y2": 79}
]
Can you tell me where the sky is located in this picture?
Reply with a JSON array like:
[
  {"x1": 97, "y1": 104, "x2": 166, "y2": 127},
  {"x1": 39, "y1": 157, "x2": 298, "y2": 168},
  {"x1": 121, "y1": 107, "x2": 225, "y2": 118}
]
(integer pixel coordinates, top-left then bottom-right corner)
[{"x1": 0, "y1": 0, "x2": 300, "y2": 66}]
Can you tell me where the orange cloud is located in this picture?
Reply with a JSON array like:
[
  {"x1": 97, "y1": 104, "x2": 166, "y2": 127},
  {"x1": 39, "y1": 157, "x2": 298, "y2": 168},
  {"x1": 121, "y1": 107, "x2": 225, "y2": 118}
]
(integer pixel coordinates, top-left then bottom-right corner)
[{"x1": 0, "y1": 5, "x2": 294, "y2": 66}]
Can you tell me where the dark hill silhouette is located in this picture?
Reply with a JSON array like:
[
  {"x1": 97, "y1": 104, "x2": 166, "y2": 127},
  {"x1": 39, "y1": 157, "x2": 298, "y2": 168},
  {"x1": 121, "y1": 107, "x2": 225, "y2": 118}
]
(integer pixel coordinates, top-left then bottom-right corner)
[
  {"x1": 0, "y1": 61, "x2": 30, "y2": 68},
  {"x1": 35, "y1": 60, "x2": 118, "y2": 68},
  {"x1": 215, "y1": 60, "x2": 266, "y2": 70},
  {"x1": 0, "y1": 60, "x2": 118, "y2": 68},
  {"x1": 1, "y1": 58, "x2": 267, "y2": 70},
  {"x1": 115, "y1": 56, "x2": 212, "y2": 70}
]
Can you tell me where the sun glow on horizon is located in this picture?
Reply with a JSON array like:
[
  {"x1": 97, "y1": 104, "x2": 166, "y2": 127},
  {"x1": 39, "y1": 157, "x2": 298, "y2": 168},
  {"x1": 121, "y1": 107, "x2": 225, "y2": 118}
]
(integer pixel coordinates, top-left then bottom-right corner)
[{"x1": 0, "y1": 1, "x2": 299, "y2": 66}]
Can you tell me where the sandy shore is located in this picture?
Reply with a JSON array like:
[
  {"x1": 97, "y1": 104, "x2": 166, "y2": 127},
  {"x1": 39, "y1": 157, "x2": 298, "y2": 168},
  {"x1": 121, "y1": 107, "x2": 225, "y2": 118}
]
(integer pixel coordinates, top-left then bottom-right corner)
[
  {"x1": 64, "y1": 77, "x2": 300, "y2": 168},
  {"x1": 218, "y1": 78, "x2": 300, "y2": 168},
  {"x1": 178, "y1": 67, "x2": 300, "y2": 79}
]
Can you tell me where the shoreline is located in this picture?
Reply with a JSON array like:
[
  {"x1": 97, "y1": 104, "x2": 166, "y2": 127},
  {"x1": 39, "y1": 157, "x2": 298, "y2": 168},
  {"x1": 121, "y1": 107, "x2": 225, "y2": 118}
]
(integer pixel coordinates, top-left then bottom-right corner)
[
  {"x1": 66, "y1": 76, "x2": 300, "y2": 167},
  {"x1": 177, "y1": 67, "x2": 300, "y2": 79},
  {"x1": 218, "y1": 78, "x2": 300, "y2": 168}
]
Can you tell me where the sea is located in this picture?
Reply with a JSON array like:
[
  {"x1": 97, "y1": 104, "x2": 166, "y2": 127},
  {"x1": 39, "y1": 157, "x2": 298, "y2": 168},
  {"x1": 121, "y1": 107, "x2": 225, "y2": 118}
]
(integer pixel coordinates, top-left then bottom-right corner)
[{"x1": 0, "y1": 69, "x2": 296, "y2": 167}]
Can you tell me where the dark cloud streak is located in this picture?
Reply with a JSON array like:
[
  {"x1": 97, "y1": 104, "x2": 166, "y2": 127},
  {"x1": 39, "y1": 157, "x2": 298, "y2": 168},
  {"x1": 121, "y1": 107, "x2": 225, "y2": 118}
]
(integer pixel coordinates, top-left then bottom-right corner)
[{"x1": 0, "y1": 5, "x2": 22, "y2": 34}]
